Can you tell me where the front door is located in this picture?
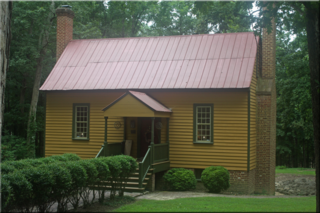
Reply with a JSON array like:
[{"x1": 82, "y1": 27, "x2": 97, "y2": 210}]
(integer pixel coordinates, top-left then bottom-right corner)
[{"x1": 139, "y1": 118, "x2": 160, "y2": 158}]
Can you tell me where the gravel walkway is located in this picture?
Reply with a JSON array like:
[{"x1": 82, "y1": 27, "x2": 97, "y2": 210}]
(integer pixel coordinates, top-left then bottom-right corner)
[{"x1": 136, "y1": 191, "x2": 309, "y2": 200}]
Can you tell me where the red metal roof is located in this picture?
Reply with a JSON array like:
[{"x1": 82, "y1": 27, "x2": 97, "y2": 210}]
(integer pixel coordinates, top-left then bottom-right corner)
[
  {"x1": 40, "y1": 32, "x2": 258, "y2": 91},
  {"x1": 102, "y1": 91, "x2": 171, "y2": 112}
]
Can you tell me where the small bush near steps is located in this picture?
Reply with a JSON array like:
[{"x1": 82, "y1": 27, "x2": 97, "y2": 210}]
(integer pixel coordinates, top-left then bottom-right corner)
[
  {"x1": 201, "y1": 166, "x2": 230, "y2": 193},
  {"x1": 163, "y1": 168, "x2": 197, "y2": 191}
]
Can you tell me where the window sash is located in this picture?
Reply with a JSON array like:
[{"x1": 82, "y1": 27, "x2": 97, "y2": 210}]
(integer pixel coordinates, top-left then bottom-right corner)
[
  {"x1": 195, "y1": 106, "x2": 211, "y2": 142},
  {"x1": 74, "y1": 105, "x2": 89, "y2": 139}
]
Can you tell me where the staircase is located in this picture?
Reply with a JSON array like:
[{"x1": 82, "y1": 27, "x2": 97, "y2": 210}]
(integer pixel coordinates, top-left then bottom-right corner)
[{"x1": 90, "y1": 168, "x2": 153, "y2": 193}]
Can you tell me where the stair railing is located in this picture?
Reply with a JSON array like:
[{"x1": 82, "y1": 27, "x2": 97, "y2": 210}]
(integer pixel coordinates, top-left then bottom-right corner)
[
  {"x1": 95, "y1": 141, "x2": 124, "y2": 158},
  {"x1": 138, "y1": 146, "x2": 152, "y2": 188}
]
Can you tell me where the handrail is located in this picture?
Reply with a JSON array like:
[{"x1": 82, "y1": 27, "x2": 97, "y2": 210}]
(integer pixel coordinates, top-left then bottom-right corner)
[
  {"x1": 154, "y1": 143, "x2": 169, "y2": 163},
  {"x1": 95, "y1": 141, "x2": 124, "y2": 158},
  {"x1": 138, "y1": 147, "x2": 151, "y2": 188},
  {"x1": 95, "y1": 145, "x2": 104, "y2": 158}
]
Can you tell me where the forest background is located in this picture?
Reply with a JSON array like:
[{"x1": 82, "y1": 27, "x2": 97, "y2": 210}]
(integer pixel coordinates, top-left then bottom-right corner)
[{"x1": 0, "y1": 1, "x2": 316, "y2": 169}]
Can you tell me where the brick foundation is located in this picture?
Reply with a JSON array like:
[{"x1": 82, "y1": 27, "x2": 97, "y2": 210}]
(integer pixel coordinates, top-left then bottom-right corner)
[{"x1": 226, "y1": 169, "x2": 256, "y2": 194}]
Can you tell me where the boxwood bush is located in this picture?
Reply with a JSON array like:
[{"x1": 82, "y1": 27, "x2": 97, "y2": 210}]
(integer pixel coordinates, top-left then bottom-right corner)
[
  {"x1": 78, "y1": 160, "x2": 99, "y2": 208},
  {"x1": 62, "y1": 153, "x2": 81, "y2": 161},
  {"x1": 2, "y1": 170, "x2": 33, "y2": 212},
  {"x1": 1, "y1": 177, "x2": 12, "y2": 212},
  {"x1": 163, "y1": 168, "x2": 197, "y2": 191},
  {"x1": 201, "y1": 166, "x2": 230, "y2": 193},
  {"x1": 1, "y1": 163, "x2": 16, "y2": 174},
  {"x1": 0, "y1": 153, "x2": 140, "y2": 212},
  {"x1": 21, "y1": 166, "x2": 55, "y2": 212},
  {"x1": 40, "y1": 162, "x2": 72, "y2": 212},
  {"x1": 64, "y1": 161, "x2": 88, "y2": 210},
  {"x1": 112, "y1": 155, "x2": 138, "y2": 196}
]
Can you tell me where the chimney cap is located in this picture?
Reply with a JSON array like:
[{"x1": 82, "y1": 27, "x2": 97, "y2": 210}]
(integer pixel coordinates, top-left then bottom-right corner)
[{"x1": 61, "y1": 5, "x2": 72, "y2": 9}]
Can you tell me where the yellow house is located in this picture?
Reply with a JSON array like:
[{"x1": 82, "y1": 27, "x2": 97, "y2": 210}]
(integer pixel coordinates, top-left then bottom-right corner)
[{"x1": 40, "y1": 7, "x2": 276, "y2": 194}]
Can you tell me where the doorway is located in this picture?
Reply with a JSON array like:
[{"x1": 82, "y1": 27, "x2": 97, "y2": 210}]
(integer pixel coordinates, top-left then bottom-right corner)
[{"x1": 138, "y1": 118, "x2": 161, "y2": 158}]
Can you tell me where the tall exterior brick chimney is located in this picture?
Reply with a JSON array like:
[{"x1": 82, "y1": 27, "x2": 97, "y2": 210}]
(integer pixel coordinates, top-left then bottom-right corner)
[
  {"x1": 255, "y1": 6, "x2": 276, "y2": 195},
  {"x1": 56, "y1": 7, "x2": 74, "y2": 60}
]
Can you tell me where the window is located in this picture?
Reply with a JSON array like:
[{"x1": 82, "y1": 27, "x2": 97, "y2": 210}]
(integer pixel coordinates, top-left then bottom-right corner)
[
  {"x1": 73, "y1": 104, "x2": 90, "y2": 140},
  {"x1": 193, "y1": 104, "x2": 213, "y2": 144}
]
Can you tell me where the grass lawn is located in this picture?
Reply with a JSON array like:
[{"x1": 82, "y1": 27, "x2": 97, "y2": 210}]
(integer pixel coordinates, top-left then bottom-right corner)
[
  {"x1": 276, "y1": 167, "x2": 315, "y2": 176},
  {"x1": 114, "y1": 196, "x2": 316, "y2": 212}
]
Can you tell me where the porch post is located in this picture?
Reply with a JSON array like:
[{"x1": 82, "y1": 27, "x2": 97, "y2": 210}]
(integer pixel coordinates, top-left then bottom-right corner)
[
  {"x1": 123, "y1": 117, "x2": 126, "y2": 141},
  {"x1": 104, "y1": 117, "x2": 108, "y2": 156},
  {"x1": 167, "y1": 118, "x2": 170, "y2": 160},
  {"x1": 151, "y1": 117, "x2": 155, "y2": 165}
]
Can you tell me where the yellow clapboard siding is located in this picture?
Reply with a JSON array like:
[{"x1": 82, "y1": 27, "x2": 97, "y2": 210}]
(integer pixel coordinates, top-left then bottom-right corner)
[
  {"x1": 46, "y1": 90, "x2": 250, "y2": 169},
  {"x1": 249, "y1": 60, "x2": 257, "y2": 171}
]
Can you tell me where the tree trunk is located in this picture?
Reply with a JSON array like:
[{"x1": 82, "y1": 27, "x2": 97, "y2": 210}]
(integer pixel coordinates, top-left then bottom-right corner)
[
  {"x1": 26, "y1": 2, "x2": 55, "y2": 158},
  {"x1": 303, "y1": 3, "x2": 319, "y2": 211},
  {"x1": 0, "y1": 1, "x2": 12, "y2": 140}
]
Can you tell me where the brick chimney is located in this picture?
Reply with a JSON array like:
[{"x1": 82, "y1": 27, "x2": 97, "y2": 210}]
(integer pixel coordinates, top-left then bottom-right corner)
[
  {"x1": 255, "y1": 5, "x2": 277, "y2": 195},
  {"x1": 56, "y1": 6, "x2": 74, "y2": 60}
]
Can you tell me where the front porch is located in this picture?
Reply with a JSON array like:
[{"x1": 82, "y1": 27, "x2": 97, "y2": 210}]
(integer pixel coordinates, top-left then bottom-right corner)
[{"x1": 95, "y1": 91, "x2": 172, "y2": 192}]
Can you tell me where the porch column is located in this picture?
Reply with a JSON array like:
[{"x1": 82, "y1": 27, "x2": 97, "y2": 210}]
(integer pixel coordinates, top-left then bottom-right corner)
[
  {"x1": 167, "y1": 118, "x2": 170, "y2": 160},
  {"x1": 123, "y1": 117, "x2": 127, "y2": 141},
  {"x1": 104, "y1": 117, "x2": 108, "y2": 156},
  {"x1": 151, "y1": 117, "x2": 155, "y2": 165}
]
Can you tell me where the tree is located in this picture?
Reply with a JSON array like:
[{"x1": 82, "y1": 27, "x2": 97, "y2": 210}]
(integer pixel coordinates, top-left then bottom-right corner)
[{"x1": 0, "y1": 1, "x2": 12, "y2": 146}]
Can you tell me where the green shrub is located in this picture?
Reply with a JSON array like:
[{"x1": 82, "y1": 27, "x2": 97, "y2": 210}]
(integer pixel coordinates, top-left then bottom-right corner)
[
  {"x1": 49, "y1": 155, "x2": 69, "y2": 162},
  {"x1": 39, "y1": 157, "x2": 58, "y2": 164},
  {"x1": 1, "y1": 163, "x2": 16, "y2": 174},
  {"x1": 4, "y1": 160, "x2": 33, "y2": 170},
  {"x1": 163, "y1": 168, "x2": 197, "y2": 191},
  {"x1": 62, "y1": 153, "x2": 81, "y2": 161},
  {"x1": 201, "y1": 166, "x2": 230, "y2": 193},
  {"x1": 20, "y1": 158, "x2": 44, "y2": 167},
  {"x1": 21, "y1": 166, "x2": 55, "y2": 212},
  {"x1": 99, "y1": 157, "x2": 122, "y2": 178},
  {"x1": 89, "y1": 158, "x2": 110, "y2": 180},
  {"x1": 3, "y1": 170, "x2": 33, "y2": 212},
  {"x1": 1, "y1": 177, "x2": 12, "y2": 212},
  {"x1": 65, "y1": 161, "x2": 88, "y2": 210},
  {"x1": 78, "y1": 160, "x2": 99, "y2": 208},
  {"x1": 112, "y1": 155, "x2": 137, "y2": 197},
  {"x1": 39, "y1": 163, "x2": 72, "y2": 212}
]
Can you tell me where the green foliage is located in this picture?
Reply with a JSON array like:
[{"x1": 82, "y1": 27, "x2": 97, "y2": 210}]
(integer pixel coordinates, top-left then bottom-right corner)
[
  {"x1": 62, "y1": 153, "x2": 81, "y2": 161},
  {"x1": 21, "y1": 158, "x2": 44, "y2": 167},
  {"x1": 1, "y1": 133, "x2": 28, "y2": 161},
  {"x1": 39, "y1": 157, "x2": 58, "y2": 164},
  {"x1": 21, "y1": 166, "x2": 55, "y2": 212},
  {"x1": 1, "y1": 177, "x2": 13, "y2": 212},
  {"x1": 2, "y1": 171, "x2": 33, "y2": 212},
  {"x1": 99, "y1": 156, "x2": 122, "y2": 178},
  {"x1": 276, "y1": 165, "x2": 287, "y2": 169},
  {"x1": 4, "y1": 159, "x2": 33, "y2": 170},
  {"x1": 163, "y1": 168, "x2": 197, "y2": 191},
  {"x1": 201, "y1": 166, "x2": 230, "y2": 193},
  {"x1": 89, "y1": 158, "x2": 110, "y2": 181},
  {"x1": 50, "y1": 155, "x2": 69, "y2": 162},
  {"x1": 1, "y1": 163, "x2": 16, "y2": 174}
]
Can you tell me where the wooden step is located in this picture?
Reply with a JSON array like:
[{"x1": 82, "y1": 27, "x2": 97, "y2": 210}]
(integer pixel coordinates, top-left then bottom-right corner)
[
  {"x1": 131, "y1": 172, "x2": 152, "y2": 176},
  {"x1": 97, "y1": 182, "x2": 147, "y2": 186},
  {"x1": 89, "y1": 185, "x2": 145, "y2": 192}
]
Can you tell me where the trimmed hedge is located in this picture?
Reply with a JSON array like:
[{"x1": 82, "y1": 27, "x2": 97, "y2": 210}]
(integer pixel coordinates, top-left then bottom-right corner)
[
  {"x1": 1, "y1": 154, "x2": 137, "y2": 212},
  {"x1": 163, "y1": 168, "x2": 197, "y2": 191},
  {"x1": 201, "y1": 166, "x2": 230, "y2": 193}
]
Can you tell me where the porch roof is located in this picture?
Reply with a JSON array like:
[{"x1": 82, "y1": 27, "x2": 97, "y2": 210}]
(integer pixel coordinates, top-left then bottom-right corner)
[{"x1": 102, "y1": 91, "x2": 171, "y2": 117}]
